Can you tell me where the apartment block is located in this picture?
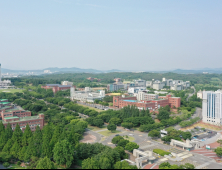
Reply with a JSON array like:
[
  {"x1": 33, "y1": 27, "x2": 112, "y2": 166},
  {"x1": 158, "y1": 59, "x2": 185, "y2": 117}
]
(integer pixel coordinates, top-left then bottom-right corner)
[{"x1": 202, "y1": 90, "x2": 222, "y2": 125}]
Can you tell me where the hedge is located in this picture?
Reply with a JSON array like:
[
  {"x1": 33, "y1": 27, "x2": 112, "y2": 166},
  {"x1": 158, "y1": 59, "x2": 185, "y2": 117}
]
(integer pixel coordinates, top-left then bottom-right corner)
[{"x1": 153, "y1": 149, "x2": 171, "y2": 156}]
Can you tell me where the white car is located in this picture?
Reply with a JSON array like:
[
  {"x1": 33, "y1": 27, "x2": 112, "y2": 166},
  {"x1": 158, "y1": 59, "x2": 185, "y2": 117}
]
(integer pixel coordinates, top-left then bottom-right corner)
[{"x1": 129, "y1": 134, "x2": 134, "y2": 136}]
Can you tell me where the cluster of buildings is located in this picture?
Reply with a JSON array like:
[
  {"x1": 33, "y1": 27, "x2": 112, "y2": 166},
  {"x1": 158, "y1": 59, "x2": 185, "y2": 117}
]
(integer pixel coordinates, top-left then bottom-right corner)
[
  {"x1": 107, "y1": 78, "x2": 190, "y2": 92},
  {"x1": 87, "y1": 77, "x2": 101, "y2": 82},
  {"x1": 0, "y1": 64, "x2": 12, "y2": 88},
  {"x1": 70, "y1": 87, "x2": 105, "y2": 103},
  {"x1": 0, "y1": 99, "x2": 44, "y2": 131},
  {"x1": 107, "y1": 78, "x2": 146, "y2": 92},
  {"x1": 202, "y1": 90, "x2": 222, "y2": 126},
  {"x1": 113, "y1": 94, "x2": 180, "y2": 111},
  {"x1": 41, "y1": 81, "x2": 75, "y2": 93},
  {"x1": 147, "y1": 78, "x2": 190, "y2": 91}
]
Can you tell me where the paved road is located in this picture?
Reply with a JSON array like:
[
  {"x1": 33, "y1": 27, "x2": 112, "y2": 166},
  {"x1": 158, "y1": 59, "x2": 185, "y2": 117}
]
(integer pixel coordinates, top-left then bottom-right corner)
[{"x1": 186, "y1": 86, "x2": 196, "y2": 101}]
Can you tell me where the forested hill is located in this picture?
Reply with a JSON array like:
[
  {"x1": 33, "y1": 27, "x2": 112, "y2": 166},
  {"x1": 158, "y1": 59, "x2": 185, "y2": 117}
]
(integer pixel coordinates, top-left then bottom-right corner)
[{"x1": 10, "y1": 72, "x2": 222, "y2": 86}]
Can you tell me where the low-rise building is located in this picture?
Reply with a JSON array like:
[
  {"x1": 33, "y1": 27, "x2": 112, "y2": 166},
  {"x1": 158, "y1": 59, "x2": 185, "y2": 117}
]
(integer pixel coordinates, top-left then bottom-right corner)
[
  {"x1": 197, "y1": 90, "x2": 203, "y2": 99},
  {"x1": 128, "y1": 87, "x2": 146, "y2": 94},
  {"x1": 70, "y1": 87, "x2": 105, "y2": 102},
  {"x1": 41, "y1": 84, "x2": 75, "y2": 93},
  {"x1": 61, "y1": 81, "x2": 73, "y2": 86},
  {"x1": 113, "y1": 94, "x2": 180, "y2": 111},
  {"x1": 0, "y1": 100, "x2": 44, "y2": 131}
]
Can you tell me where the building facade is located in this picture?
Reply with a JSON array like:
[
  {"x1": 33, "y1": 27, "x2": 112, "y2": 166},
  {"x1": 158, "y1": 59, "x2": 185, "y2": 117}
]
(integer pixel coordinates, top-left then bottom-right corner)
[
  {"x1": 41, "y1": 84, "x2": 75, "y2": 93},
  {"x1": 113, "y1": 94, "x2": 180, "y2": 111},
  {"x1": 202, "y1": 90, "x2": 222, "y2": 125},
  {"x1": 0, "y1": 100, "x2": 44, "y2": 131}
]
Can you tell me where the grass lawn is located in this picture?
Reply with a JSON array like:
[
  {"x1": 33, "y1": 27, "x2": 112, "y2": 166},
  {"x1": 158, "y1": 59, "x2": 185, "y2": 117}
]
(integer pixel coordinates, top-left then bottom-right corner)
[
  {"x1": 0, "y1": 89, "x2": 24, "y2": 93},
  {"x1": 77, "y1": 103, "x2": 102, "y2": 112},
  {"x1": 98, "y1": 130, "x2": 121, "y2": 136},
  {"x1": 8, "y1": 164, "x2": 26, "y2": 169},
  {"x1": 123, "y1": 136, "x2": 135, "y2": 142},
  {"x1": 180, "y1": 122, "x2": 222, "y2": 131},
  {"x1": 88, "y1": 125, "x2": 106, "y2": 131}
]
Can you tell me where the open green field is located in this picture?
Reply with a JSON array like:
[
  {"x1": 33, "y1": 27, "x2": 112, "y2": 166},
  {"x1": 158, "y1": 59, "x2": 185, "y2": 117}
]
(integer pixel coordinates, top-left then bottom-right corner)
[
  {"x1": 77, "y1": 103, "x2": 102, "y2": 112},
  {"x1": 0, "y1": 89, "x2": 24, "y2": 93},
  {"x1": 98, "y1": 130, "x2": 121, "y2": 136},
  {"x1": 87, "y1": 125, "x2": 106, "y2": 131}
]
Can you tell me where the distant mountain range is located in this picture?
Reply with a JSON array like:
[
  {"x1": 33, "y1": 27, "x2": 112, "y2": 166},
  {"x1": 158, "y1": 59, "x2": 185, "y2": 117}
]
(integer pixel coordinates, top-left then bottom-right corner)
[
  {"x1": 2, "y1": 67, "x2": 222, "y2": 75},
  {"x1": 1, "y1": 67, "x2": 123, "y2": 75}
]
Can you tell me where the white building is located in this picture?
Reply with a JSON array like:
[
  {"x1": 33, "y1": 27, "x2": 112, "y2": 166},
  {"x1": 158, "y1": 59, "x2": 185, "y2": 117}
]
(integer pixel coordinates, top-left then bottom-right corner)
[
  {"x1": 61, "y1": 81, "x2": 73, "y2": 86},
  {"x1": 0, "y1": 64, "x2": 12, "y2": 88},
  {"x1": 197, "y1": 90, "x2": 203, "y2": 99},
  {"x1": 202, "y1": 90, "x2": 222, "y2": 125},
  {"x1": 152, "y1": 81, "x2": 165, "y2": 90},
  {"x1": 128, "y1": 87, "x2": 146, "y2": 94},
  {"x1": 137, "y1": 91, "x2": 159, "y2": 101},
  {"x1": 44, "y1": 70, "x2": 51, "y2": 73},
  {"x1": 146, "y1": 81, "x2": 153, "y2": 87},
  {"x1": 70, "y1": 87, "x2": 105, "y2": 103},
  {"x1": 171, "y1": 84, "x2": 182, "y2": 91}
]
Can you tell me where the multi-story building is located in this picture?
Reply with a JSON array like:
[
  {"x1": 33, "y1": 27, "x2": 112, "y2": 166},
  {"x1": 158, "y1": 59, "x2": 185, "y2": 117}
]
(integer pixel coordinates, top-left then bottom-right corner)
[
  {"x1": 0, "y1": 100, "x2": 44, "y2": 131},
  {"x1": 113, "y1": 94, "x2": 180, "y2": 111},
  {"x1": 202, "y1": 90, "x2": 222, "y2": 125},
  {"x1": 137, "y1": 91, "x2": 158, "y2": 101},
  {"x1": 41, "y1": 84, "x2": 75, "y2": 93},
  {"x1": 128, "y1": 87, "x2": 146, "y2": 94},
  {"x1": 70, "y1": 87, "x2": 105, "y2": 102},
  {"x1": 107, "y1": 83, "x2": 125, "y2": 92},
  {"x1": 61, "y1": 81, "x2": 73, "y2": 86},
  {"x1": 152, "y1": 81, "x2": 165, "y2": 90}
]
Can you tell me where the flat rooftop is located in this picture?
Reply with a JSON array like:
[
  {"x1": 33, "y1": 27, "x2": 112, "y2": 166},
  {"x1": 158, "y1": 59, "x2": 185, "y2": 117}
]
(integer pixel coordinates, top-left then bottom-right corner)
[
  {"x1": 123, "y1": 100, "x2": 138, "y2": 102},
  {"x1": 2, "y1": 115, "x2": 43, "y2": 124},
  {"x1": 45, "y1": 84, "x2": 72, "y2": 88},
  {"x1": 4, "y1": 116, "x2": 19, "y2": 119},
  {"x1": 0, "y1": 102, "x2": 10, "y2": 104},
  {"x1": 0, "y1": 99, "x2": 8, "y2": 101}
]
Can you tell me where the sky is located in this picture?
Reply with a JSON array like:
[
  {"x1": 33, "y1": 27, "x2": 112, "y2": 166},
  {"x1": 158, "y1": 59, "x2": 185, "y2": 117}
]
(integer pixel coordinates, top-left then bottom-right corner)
[{"x1": 0, "y1": 0, "x2": 222, "y2": 71}]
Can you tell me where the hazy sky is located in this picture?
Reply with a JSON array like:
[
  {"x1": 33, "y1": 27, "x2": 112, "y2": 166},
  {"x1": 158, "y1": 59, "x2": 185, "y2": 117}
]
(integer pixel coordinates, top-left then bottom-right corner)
[{"x1": 1, "y1": 0, "x2": 222, "y2": 71}]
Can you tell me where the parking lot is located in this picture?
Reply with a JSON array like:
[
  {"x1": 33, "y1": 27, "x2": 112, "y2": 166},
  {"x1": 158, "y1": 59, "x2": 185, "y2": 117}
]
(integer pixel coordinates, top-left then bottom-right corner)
[{"x1": 187, "y1": 126, "x2": 217, "y2": 141}]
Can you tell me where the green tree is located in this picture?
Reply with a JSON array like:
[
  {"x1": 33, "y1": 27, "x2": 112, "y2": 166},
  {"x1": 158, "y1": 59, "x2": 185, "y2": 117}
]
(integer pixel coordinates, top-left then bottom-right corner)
[
  {"x1": 125, "y1": 142, "x2": 139, "y2": 152},
  {"x1": 68, "y1": 129, "x2": 81, "y2": 146},
  {"x1": 33, "y1": 126, "x2": 42, "y2": 157},
  {"x1": 215, "y1": 147, "x2": 222, "y2": 157},
  {"x1": 5, "y1": 123, "x2": 13, "y2": 141},
  {"x1": 93, "y1": 118, "x2": 104, "y2": 128},
  {"x1": 82, "y1": 157, "x2": 100, "y2": 169},
  {"x1": 36, "y1": 157, "x2": 55, "y2": 169},
  {"x1": 107, "y1": 124, "x2": 117, "y2": 132},
  {"x1": 12, "y1": 124, "x2": 23, "y2": 145},
  {"x1": 114, "y1": 161, "x2": 137, "y2": 169},
  {"x1": 3, "y1": 162, "x2": 10, "y2": 168},
  {"x1": 2, "y1": 139, "x2": 13, "y2": 154},
  {"x1": 53, "y1": 140, "x2": 74, "y2": 168},
  {"x1": 148, "y1": 130, "x2": 160, "y2": 138},
  {"x1": 98, "y1": 156, "x2": 112, "y2": 169},
  {"x1": 0, "y1": 121, "x2": 5, "y2": 135},
  {"x1": 109, "y1": 118, "x2": 122, "y2": 125},
  {"x1": 114, "y1": 146, "x2": 128, "y2": 159},
  {"x1": 183, "y1": 163, "x2": 195, "y2": 169},
  {"x1": 0, "y1": 152, "x2": 12, "y2": 163},
  {"x1": 117, "y1": 139, "x2": 129, "y2": 148},
  {"x1": 159, "y1": 162, "x2": 171, "y2": 169},
  {"x1": 121, "y1": 122, "x2": 133, "y2": 129},
  {"x1": 22, "y1": 124, "x2": 33, "y2": 146},
  {"x1": 157, "y1": 109, "x2": 170, "y2": 120},
  {"x1": 10, "y1": 141, "x2": 21, "y2": 158},
  {"x1": 0, "y1": 131, "x2": 8, "y2": 151},
  {"x1": 18, "y1": 146, "x2": 27, "y2": 161},
  {"x1": 42, "y1": 125, "x2": 53, "y2": 158},
  {"x1": 49, "y1": 126, "x2": 61, "y2": 151},
  {"x1": 112, "y1": 136, "x2": 124, "y2": 144},
  {"x1": 24, "y1": 137, "x2": 37, "y2": 161}
]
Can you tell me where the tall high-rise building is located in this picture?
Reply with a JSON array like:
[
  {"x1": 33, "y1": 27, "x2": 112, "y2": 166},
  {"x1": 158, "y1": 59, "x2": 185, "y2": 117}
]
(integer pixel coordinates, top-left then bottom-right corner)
[{"x1": 202, "y1": 90, "x2": 222, "y2": 125}]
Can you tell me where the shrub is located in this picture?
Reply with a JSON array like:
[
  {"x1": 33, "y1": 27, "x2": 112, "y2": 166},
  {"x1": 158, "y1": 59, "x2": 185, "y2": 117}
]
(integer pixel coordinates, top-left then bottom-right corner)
[
  {"x1": 17, "y1": 161, "x2": 21, "y2": 166},
  {"x1": 153, "y1": 149, "x2": 170, "y2": 156},
  {"x1": 3, "y1": 162, "x2": 10, "y2": 168}
]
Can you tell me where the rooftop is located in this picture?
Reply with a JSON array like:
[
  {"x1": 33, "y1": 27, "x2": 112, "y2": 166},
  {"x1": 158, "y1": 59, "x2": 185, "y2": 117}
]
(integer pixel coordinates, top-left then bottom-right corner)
[
  {"x1": 4, "y1": 116, "x2": 19, "y2": 119},
  {"x1": 123, "y1": 100, "x2": 138, "y2": 103},
  {"x1": 45, "y1": 84, "x2": 72, "y2": 88},
  {"x1": 0, "y1": 102, "x2": 10, "y2": 104},
  {"x1": 2, "y1": 115, "x2": 43, "y2": 124},
  {"x1": 0, "y1": 99, "x2": 8, "y2": 101}
]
